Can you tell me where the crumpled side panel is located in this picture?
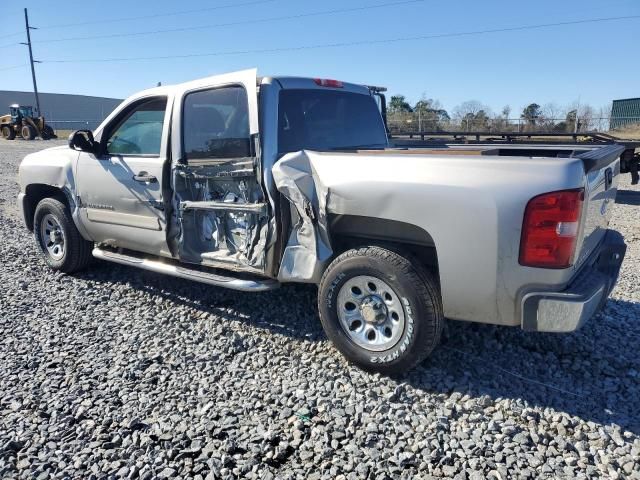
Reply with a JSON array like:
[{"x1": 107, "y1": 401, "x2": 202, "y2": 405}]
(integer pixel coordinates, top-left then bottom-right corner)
[{"x1": 272, "y1": 151, "x2": 333, "y2": 283}]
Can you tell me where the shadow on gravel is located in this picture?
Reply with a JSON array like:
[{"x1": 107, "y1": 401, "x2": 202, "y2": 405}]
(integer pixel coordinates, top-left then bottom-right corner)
[
  {"x1": 77, "y1": 261, "x2": 639, "y2": 434},
  {"x1": 76, "y1": 260, "x2": 325, "y2": 342},
  {"x1": 615, "y1": 189, "x2": 640, "y2": 206},
  {"x1": 407, "y1": 298, "x2": 640, "y2": 435}
]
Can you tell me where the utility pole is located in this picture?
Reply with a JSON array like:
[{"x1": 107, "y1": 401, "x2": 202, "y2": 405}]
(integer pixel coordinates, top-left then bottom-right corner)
[
  {"x1": 574, "y1": 96, "x2": 581, "y2": 134},
  {"x1": 22, "y1": 8, "x2": 41, "y2": 115}
]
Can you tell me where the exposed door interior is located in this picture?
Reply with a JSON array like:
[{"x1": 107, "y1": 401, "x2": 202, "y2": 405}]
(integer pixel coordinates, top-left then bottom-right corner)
[{"x1": 171, "y1": 84, "x2": 269, "y2": 273}]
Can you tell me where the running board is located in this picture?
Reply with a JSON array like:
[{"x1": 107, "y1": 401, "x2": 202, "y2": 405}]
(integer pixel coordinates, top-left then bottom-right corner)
[{"x1": 92, "y1": 247, "x2": 279, "y2": 292}]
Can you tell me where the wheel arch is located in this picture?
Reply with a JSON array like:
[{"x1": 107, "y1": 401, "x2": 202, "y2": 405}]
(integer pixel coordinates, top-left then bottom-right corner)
[
  {"x1": 328, "y1": 214, "x2": 440, "y2": 284},
  {"x1": 23, "y1": 183, "x2": 73, "y2": 231}
]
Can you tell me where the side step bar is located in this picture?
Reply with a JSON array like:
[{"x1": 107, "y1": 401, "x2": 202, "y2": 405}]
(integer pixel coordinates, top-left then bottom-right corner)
[{"x1": 92, "y1": 247, "x2": 279, "y2": 292}]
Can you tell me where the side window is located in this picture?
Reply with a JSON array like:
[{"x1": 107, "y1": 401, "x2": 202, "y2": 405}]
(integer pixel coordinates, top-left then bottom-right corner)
[
  {"x1": 106, "y1": 97, "x2": 167, "y2": 156},
  {"x1": 183, "y1": 86, "x2": 251, "y2": 160}
]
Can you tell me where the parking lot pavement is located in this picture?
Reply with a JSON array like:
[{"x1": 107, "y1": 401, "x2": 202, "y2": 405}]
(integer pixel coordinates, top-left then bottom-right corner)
[{"x1": 1, "y1": 139, "x2": 639, "y2": 479}]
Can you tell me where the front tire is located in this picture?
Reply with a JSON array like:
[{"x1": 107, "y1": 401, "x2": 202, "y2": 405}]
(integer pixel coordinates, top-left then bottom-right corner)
[
  {"x1": 318, "y1": 246, "x2": 443, "y2": 375},
  {"x1": 34, "y1": 198, "x2": 93, "y2": 273},
  {"x1": 2, "y1": 125, "x2": 15, "y2": 140}
]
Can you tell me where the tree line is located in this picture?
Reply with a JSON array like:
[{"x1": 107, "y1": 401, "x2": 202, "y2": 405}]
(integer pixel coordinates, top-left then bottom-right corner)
[{"x1": 387, "y1": 95, "x2": 613, "y2": 133}]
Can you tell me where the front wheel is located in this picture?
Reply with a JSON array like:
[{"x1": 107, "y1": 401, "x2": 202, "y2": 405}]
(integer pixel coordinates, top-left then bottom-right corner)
[
  {"x1": 34, "y1": 198, "x2": 93, "y2": 273},
  {"x1": 1, "y1": 125, "x2": 15, "y2": 140},
  {"x1": 318, "y1": 246, "x2": 443, "y2": 375}
]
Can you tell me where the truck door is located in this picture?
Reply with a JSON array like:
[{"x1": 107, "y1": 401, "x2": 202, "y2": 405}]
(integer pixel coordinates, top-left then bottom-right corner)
[
  {"x1": 169, "y1": 69, "x2": 270, "y2": 273},
  {"x1": 76, "y1": 94, "x2": 173, "y2": 257}
]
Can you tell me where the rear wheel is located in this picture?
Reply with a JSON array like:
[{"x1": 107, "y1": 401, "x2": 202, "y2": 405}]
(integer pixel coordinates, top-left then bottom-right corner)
[
  {"x1": 1, "y1": 125, "x2": 15, "y2": 140},
  {"x1": 318, "y1": 246, "x2": 443, "y2": 375},
  {"x1": 21, "y1": 125, "x2": 35, "y2": 140},
  {"x1": 42, "y1": 125, "x2": 57, "y2": 139},
  {"x1": 34, "y1": 198, "x2": 93, "y2": 273}
]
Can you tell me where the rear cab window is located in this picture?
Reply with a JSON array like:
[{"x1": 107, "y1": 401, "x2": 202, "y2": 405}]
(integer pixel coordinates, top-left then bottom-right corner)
[{"x1": 277, "y1": 89, "x2": 387, "y2": 154}]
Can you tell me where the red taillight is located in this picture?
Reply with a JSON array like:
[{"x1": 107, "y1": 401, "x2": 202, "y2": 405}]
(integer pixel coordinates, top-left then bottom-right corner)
[
  {"x1": 519, "y1": 189, "x2": 584, "y2": 268},
  {"x1": 313, "y1": 78, "x2": 343, "y2": 88}
]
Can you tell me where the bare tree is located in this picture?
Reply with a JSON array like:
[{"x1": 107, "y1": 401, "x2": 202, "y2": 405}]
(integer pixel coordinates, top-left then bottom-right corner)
[
  {"x1": 540, "y1": 103, "x2": 562, "y2": 130},
  {"x1": 453, "y1": 100, "x2": 486, "y2": 119},
  {"x1": 565, "y1": 100, "x2": 597, "y2": 132},
  {"x1": 595, "y1": 105, "x2": 612, "y2": 132},
  {"x1": 453, "y1": 101, "x2": 491, "y2": 130},
  {"x1": 493, "y1": 105, "x2": 512, "y2": 130}
]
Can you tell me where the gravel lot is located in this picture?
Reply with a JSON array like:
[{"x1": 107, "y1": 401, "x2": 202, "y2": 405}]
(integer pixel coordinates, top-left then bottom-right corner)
[{"x1": 1, "y1": 139, "x2": 639, "y2": 479}]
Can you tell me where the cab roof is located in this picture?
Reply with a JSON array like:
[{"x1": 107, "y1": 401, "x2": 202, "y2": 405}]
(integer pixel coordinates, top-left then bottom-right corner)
[{"x1": 125, "y1": 70, "x2": 373, "y2": 102}]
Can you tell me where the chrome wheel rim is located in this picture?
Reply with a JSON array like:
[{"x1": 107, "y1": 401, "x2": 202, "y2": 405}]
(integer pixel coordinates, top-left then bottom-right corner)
[
  {"x1": 336, "y1": 275, "x2": 406, "y2": 352},
  {"x1": 40, "y1": 213, "x2": 65, "y2": 260}
]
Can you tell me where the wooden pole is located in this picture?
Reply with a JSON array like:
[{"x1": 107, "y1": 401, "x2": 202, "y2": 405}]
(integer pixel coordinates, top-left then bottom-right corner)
[{"x1": 23, "y1": 8, "x2": 41, "y2": 115}]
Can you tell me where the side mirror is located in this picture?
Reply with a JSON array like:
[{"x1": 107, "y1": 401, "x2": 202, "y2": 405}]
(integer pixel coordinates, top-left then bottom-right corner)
[{"x1": 68, "y1": 129, "x2": 98, "y2": 154}]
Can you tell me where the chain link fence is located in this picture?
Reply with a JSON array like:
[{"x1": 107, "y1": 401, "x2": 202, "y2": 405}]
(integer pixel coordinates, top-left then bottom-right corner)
[{"x1": 43, "y1": 115, "x2": 640, "y2": 138}]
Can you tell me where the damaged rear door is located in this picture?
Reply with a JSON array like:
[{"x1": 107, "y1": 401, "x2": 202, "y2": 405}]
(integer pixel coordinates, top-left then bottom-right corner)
[{"x1": 169, "y1": 69, "x2": 270, "y2": 273}]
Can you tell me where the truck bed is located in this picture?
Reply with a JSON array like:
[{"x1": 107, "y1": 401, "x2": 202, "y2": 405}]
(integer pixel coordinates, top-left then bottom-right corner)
[
  {"x1": 274, "y1": 143, "x2": 623, "y2": 326},
  {"x1": 343, "y1": 144, "x2": 599, "y2": 158}
]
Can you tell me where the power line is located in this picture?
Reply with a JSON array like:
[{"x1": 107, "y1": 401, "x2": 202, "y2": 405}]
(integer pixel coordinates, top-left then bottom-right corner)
[
  {"x1": 40, "y1": 15, "x2": 640, "y2": 64},
  {"x1": 0, "y1": 64, "x2": 26, "y2": 72},
  {"x1": 0, "y1": 30, "x2": 22, "y2": 40},
  {"x1": 36, "y1": 0, "x2": 423, "y2": 43},
  {"x1": 0, "y1": 41, "x2": 21, "y2": 49},
  {"x1": 34, "y1": 0, "x2": 278, "y2": 30}
]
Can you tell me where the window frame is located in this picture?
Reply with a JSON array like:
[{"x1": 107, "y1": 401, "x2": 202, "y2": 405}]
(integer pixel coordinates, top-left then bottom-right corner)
[
  {"x1": 102, "y1": 96, "x2": 168, "y2": 158},
  {"x1": 180, "y1": 84, "x2": 253, "y2": 163}
]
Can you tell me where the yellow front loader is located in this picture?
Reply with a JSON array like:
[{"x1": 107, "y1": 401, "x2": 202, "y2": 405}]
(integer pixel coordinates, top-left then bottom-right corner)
[{"x1": 0, "y1": 104, "x2": 57, "y2": 140}]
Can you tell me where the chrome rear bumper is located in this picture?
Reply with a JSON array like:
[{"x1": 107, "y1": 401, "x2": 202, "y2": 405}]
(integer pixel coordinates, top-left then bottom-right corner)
[{"x1": 521, "y1": 230, "x2": 626, "y2": 332}]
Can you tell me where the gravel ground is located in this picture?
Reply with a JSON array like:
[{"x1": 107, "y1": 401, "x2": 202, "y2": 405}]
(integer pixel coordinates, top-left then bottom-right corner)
[{"x1": 1, "y1": 139, "x2": 639, "y2": 479}]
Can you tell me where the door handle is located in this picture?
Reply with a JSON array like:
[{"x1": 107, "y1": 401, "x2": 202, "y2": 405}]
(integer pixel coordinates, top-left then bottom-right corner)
[{"x1": 133, "y1": 172, "x2": 157, "y2": 184}]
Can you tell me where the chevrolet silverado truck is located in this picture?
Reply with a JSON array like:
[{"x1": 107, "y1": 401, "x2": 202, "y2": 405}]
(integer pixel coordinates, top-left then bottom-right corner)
[{"x1": 18, "y1": 69, "x2": 627, "y2": 374}]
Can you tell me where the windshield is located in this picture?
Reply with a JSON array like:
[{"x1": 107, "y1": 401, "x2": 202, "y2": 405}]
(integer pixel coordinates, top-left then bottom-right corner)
[{"x1": 278, "y1": 89, "x2": 387, "y2": 154}]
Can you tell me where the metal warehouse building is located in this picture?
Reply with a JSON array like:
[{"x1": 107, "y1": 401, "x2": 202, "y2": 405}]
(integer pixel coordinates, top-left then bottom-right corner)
[
  {"x1": 0, "y1": 90, "x2": 122, "y2": 131},
  {"x1": 610, "y1": 97, "x2": 640, "y2": 130}
]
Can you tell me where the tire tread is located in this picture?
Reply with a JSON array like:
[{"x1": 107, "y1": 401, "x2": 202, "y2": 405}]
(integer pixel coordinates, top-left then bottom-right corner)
[
  {"x1": 34, "y1": 198, "x2": 93, "y2": 273},
  {"x1": 318, "y1": 245, "x2": 443, "y2": 374}
]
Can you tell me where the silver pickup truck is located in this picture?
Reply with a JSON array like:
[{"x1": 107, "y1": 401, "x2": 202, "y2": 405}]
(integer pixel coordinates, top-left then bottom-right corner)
[{"x1": 18, "y1": 69, "x2": 626, "y2": 374}]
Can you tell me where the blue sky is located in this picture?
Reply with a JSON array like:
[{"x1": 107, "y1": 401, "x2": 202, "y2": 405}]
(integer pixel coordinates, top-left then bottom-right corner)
[{"x1": 1, "y1": 0, "x2": 638, "y2": 116}]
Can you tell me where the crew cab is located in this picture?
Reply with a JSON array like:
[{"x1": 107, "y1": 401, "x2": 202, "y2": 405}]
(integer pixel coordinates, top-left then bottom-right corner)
[{"x1": 18, "y1": 69, "x2": 626, "y2": 374}]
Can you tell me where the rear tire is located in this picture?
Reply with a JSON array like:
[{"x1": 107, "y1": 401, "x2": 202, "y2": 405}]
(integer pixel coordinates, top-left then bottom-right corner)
[
  {"x1": 21, "y1": 125, "x2": 35, "y2": 140},
  {"x1": 34, "y1": 198, "x2": 93, "y2": 273},
  {"x1": 1, "y1": 126, "x2": 15, "y2": 140},
  {"x1": 43, "y1": 125, "x2": 57, "y2": 139},
  {"x1": 318, "y1": 246, "x2": 443, "y2": 375}
]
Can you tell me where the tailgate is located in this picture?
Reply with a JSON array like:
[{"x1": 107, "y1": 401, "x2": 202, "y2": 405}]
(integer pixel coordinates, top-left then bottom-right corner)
[{"x1": 574, "y1": 144, "x2": 625, "y2": 267}]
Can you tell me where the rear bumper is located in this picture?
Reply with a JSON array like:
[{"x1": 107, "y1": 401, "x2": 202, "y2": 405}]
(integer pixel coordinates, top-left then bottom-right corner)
[{"x1": 521, "y1": 229, "x2": 626, "y2": 332}]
